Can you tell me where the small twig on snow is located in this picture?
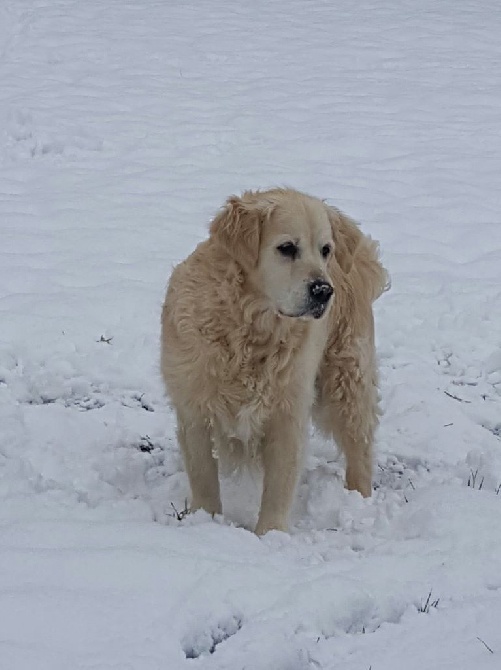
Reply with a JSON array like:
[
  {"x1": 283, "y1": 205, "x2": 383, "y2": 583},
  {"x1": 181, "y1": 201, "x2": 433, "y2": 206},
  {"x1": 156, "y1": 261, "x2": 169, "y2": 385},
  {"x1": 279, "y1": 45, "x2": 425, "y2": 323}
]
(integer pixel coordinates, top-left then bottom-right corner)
[
  {"x1": 444, "y1": 390, "x2": 471, "y2": 403},
  {"x1": 97, "y1": 335, "x2": 113, "y2": 344},
  {"x1": 170, "y1": 500, "x2": 190, "y2": 521},
  {"x1": 477, "y1": 637, "x2": 494, "y2": 654}
]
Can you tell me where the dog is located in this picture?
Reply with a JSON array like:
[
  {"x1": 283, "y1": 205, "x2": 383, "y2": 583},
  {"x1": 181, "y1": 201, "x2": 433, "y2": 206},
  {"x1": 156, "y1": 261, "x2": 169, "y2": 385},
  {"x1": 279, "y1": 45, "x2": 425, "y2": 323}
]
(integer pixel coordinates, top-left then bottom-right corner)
[{"x1": 161, "y1": 188, "x2": 389, "y2": 535}]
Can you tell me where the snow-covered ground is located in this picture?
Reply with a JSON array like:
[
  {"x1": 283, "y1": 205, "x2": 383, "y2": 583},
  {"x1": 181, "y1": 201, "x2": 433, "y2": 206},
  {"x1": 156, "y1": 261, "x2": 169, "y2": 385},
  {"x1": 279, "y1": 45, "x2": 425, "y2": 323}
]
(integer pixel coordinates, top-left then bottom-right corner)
[{"x1": 1, "y1": 1, "x2": 501, "y2": 668}]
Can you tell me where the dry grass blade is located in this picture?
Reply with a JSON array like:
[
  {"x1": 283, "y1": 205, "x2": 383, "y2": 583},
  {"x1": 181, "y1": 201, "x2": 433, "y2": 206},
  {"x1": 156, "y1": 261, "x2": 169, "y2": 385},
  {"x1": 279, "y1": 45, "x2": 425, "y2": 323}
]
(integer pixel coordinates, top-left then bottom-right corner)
[
  {"x1": 418, "y1": 590, "x2": 440, "y2": 613},
  {"x1": 477, "y1": 637, "x2": 494, "y2": 654},
  {"x1": 170, "y1": 500, "x2": 190, "y2": 521}
]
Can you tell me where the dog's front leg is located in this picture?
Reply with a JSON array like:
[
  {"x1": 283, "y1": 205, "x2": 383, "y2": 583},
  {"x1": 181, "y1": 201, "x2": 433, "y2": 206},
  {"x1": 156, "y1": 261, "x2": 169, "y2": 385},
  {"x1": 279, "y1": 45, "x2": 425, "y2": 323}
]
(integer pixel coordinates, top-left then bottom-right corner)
[
  {"x1": 176, "y1": 412, "x2": 222, "y2": 516},
  {"x1": 255, "y1": 411, "x2": 305, "y2": 536}
]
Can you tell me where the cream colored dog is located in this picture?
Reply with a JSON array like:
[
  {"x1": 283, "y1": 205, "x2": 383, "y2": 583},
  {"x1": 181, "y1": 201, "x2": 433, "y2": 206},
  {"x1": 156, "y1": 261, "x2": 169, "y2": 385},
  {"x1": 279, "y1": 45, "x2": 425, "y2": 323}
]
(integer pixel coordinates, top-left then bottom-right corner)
[{"x1": 161, "y1": 188, "x2": 388, "y2": 535}]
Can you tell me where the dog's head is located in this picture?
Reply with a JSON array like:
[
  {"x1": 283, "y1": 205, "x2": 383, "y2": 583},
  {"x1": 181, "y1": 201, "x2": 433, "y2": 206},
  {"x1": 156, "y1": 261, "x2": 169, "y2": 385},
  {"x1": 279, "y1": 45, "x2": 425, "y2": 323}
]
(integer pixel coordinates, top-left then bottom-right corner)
[{"x1": 210, "y1": 189, "x2": 350, "y2": 320}]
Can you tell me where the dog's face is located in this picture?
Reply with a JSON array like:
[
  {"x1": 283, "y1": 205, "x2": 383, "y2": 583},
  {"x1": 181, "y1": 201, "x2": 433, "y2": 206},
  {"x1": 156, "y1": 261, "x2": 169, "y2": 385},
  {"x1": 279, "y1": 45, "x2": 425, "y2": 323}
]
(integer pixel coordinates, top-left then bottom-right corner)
[
  {"x1": 210, "y1": 189, "x2": 336, "y2": 320},
  {"x1": 256, "y1": 195, "x2": 334, "y2": 319}
]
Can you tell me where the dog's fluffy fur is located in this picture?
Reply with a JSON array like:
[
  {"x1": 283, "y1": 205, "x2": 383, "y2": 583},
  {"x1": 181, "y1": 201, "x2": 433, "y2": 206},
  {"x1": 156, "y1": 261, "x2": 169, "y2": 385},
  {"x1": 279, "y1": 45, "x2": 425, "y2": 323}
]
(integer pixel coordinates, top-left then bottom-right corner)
[{"x1": 161, "y1": 188, "x2": 389, "y2": 535}]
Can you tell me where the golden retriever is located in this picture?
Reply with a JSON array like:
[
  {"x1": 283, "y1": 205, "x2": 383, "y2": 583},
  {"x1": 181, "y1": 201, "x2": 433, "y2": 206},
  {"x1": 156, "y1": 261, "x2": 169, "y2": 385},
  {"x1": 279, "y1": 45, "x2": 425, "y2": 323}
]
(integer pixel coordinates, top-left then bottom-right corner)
[{"x1": 161, "y1": 188, "x2": 389, "y2": 535}]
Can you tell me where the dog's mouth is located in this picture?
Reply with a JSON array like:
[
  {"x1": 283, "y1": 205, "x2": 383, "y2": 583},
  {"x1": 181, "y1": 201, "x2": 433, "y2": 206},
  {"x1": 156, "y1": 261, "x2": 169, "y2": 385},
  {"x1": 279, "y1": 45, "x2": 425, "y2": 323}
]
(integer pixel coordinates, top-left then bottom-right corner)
[
  {"x1": 278, "y1": 301, "x2": 330, "y2": 320},
  {"x1": 276, "y1": 281, "x2": 334, "y2": 320},
  {"x1": 309, "y1": 302, "x2": 330, "y2": 319}
]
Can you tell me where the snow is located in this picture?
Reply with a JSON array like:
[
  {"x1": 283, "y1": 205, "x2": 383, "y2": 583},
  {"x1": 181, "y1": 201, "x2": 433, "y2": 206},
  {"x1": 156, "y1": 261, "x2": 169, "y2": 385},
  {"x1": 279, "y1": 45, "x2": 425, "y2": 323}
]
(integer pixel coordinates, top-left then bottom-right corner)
[{"x1": 1, "y1": 0, "x2": 500, "y2": 668}]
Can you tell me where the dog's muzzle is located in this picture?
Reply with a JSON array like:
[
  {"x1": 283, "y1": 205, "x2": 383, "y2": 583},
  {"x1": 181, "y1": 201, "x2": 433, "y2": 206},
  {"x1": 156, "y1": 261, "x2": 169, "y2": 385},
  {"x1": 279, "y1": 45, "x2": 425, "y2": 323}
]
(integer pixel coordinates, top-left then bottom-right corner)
[{"x1": 307, "y1": 279, "x2": 334, "y2": 318}]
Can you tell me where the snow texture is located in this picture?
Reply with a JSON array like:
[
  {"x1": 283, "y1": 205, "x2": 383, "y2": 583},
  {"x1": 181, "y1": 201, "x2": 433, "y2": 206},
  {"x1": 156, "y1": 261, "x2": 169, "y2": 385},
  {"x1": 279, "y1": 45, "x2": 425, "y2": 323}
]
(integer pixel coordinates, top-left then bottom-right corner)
[{"x1": 1, "y1": 1, "x2": 500, "y2": 668}]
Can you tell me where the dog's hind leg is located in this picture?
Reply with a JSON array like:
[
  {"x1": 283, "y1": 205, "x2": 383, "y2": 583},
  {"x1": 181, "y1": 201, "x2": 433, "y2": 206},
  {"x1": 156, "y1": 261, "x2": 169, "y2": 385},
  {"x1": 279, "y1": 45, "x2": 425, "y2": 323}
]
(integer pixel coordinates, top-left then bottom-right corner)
[
  {"x1": 176, "y1": 410, "x2": 222, "y2": 516},
  {"x1": 314, "y1": 342, "x2": 380, "y2": 498},
  {"x1": 330, "y1": 399, "x2": 375, "y2": 498}
]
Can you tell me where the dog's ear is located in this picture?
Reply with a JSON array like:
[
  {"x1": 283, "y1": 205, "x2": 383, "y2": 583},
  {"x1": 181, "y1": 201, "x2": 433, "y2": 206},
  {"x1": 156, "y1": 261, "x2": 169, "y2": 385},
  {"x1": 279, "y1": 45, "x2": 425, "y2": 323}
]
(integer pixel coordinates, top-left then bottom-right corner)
[
  {"x1": 327, "y1": 204, "x2": 390, "y2": 300},
  {"x1": 210, "y1": 191, "x2": 271, "y2": 271},
  {"x1": 326, "y1": 205, "x2": 364, "y2": 275}
]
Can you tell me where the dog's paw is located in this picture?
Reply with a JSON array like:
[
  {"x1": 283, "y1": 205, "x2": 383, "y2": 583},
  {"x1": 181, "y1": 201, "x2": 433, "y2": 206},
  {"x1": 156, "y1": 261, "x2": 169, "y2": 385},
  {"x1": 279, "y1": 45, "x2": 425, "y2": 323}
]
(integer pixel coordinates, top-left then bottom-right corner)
[{"x1": 254, "y1": 517, "x2": 288, "y2": 536}]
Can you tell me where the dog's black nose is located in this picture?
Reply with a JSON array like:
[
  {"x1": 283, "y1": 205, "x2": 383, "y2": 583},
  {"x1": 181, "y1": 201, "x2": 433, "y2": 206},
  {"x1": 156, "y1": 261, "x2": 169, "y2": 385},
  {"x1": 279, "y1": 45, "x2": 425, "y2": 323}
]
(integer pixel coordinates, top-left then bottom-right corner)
[{"x1": 309, "y1": 279, "x2": 333, "y2": 304}]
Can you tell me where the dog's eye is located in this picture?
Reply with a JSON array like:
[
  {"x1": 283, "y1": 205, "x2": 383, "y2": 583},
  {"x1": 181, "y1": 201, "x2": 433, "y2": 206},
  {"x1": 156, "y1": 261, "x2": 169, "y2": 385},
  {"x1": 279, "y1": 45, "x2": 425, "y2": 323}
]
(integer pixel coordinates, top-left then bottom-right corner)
[
  {"x1": 321, "y1": 244, "x2": 332, "y2": 259},
  {"x1": 277, "y1": 242, "x2": 299, "y2": 260}
]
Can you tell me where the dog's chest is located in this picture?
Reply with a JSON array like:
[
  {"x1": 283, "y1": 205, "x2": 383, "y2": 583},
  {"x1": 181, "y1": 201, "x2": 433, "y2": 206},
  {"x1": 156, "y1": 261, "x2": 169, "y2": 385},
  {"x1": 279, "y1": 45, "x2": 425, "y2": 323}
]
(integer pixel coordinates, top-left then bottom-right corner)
[{"x1": 212, "y1": 320, "x2": 328, "y2": 443}]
